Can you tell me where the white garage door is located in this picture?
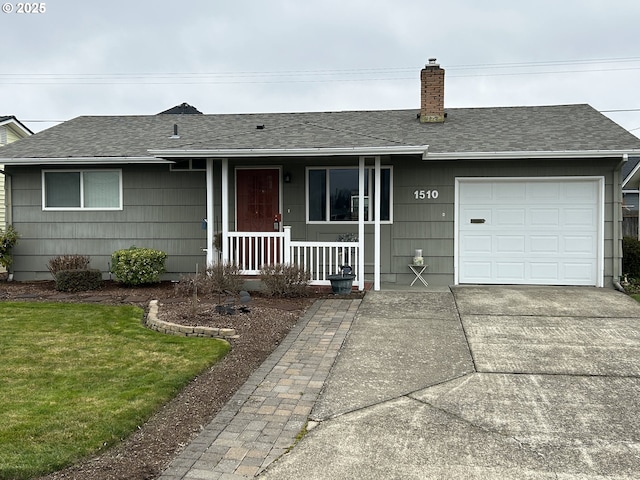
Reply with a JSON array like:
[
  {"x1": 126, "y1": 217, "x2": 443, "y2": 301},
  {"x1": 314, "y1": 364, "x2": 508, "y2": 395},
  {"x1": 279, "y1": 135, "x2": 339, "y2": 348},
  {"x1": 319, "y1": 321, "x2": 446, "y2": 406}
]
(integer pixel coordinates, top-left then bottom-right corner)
[{"x1": 457, "y1": 178, "x2": 602, "y2": 286}]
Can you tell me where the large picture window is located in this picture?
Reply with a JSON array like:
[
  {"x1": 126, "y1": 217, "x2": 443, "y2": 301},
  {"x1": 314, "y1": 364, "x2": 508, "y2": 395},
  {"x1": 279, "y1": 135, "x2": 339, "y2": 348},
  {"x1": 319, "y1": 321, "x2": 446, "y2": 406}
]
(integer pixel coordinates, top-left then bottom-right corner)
[
  {"x1": 43, "y1": 170, "x2": 122, "y2": 210},
  {"x1": 307, "y1": 167, "x2": 392, "y2": 223}
]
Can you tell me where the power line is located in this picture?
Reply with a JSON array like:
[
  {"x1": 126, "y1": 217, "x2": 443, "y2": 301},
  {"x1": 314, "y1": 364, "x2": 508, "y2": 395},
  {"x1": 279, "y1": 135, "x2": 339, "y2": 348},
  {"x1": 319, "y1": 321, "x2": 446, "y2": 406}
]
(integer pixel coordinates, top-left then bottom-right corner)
[{"x1": 2, "y1": 56, "x2": 640, "y2": 85}]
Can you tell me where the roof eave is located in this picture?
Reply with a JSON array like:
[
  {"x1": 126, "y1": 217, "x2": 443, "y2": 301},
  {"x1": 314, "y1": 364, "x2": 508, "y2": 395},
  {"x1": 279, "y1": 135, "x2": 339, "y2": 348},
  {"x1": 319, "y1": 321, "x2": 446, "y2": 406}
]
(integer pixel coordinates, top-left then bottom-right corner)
[
  {"x1": 424, "y1": 150, "x2": 640, "y2": 161},
  {"x1": 148, "y1": 145, "x2": 430, "y2": 158},
  {"x1": 1, "y1": 156, "x2": 172, "y2": 166}
]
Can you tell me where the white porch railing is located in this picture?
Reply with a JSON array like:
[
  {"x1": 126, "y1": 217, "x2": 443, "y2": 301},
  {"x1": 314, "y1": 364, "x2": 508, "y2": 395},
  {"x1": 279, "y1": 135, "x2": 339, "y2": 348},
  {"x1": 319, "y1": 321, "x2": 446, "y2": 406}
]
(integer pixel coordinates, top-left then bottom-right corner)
[
  {"x1": 225, "y1": 231, "x2": 288, "y2": 274},
  {"x1": 289, "y1": 241, "x2": 359, "y2": 284},
  {"x1": 224, "y1": 227, "x2": 360, "y2": 285}
]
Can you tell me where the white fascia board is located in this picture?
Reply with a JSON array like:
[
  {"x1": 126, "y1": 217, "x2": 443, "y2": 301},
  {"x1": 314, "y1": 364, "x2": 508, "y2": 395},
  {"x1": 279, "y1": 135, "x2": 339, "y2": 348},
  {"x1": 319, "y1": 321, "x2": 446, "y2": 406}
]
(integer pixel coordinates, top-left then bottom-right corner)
[
  {"x1": 148, "y1": 145, "x2": 430, "y2": 158},
  {"x1": 0, "y1": 118, "x2": 33, "y2": 137},
  {"x1": 0, "y1": 156, "x2": 172, "y2": 166},
  {"x1": 424, "y1": 150, "x2": 640, "y2": 160},
  {"x1": 623, "y1": 161, "x2": 640, "y2": 188}
]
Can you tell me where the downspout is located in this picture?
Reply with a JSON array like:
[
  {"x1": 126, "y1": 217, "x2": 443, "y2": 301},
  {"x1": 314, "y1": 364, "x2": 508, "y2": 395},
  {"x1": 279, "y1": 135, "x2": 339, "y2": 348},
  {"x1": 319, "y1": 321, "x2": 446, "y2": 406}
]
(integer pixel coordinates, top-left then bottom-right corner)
[{"x1": 613, "y1": 154, "x2": 627, "y2": 292}]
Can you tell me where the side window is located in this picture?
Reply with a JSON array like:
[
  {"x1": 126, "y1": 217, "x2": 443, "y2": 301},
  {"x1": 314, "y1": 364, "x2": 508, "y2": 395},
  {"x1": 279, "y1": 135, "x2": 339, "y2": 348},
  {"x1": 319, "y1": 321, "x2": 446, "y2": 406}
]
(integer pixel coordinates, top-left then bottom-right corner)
[{"x1": 43, "y1": 170, "x2": 122, "y2": 210}]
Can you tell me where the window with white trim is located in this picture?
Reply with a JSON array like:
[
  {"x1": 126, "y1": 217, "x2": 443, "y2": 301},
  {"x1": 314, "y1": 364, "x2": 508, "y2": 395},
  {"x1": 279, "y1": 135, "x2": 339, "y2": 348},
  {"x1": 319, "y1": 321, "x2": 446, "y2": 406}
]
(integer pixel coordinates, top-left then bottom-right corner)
[
  {"x1": 307, "y1": 166, "x2": 392, "y2": 223},
  {"x1": 43, "y1": 170, "x2": 123, "y2": 210}
]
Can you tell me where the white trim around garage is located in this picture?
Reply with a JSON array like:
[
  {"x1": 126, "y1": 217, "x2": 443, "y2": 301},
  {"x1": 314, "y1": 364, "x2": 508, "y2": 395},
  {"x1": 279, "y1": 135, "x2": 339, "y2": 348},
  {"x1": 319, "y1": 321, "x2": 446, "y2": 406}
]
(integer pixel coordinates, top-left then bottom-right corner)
[{"x1": 454, "y1": 176, "x2": 605, "y2": 287}]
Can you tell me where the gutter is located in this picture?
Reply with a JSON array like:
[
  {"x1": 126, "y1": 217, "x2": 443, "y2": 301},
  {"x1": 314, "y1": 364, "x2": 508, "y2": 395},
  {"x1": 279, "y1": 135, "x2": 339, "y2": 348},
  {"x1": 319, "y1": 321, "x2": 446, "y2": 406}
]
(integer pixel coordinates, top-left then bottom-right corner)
[
  {"x1": 423, "y1": 150, "x2": 640, "y2": 161},
  {"x1": 149, "y1": 147, "x2": 640, "y2": 161},
  {"x1": 0, "y1": 156, "x2": 173, "y2": 166},
  {"x1": 148, "y1": 145, "x2": 431, "y2": 158}
]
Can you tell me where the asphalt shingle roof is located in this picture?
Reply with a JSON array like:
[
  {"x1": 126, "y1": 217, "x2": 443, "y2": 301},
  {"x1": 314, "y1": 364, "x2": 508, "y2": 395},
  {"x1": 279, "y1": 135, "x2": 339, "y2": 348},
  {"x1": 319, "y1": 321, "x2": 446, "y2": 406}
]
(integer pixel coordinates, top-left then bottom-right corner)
[{"x1": 1, "y1": 104, "x2": 640, "y2": 159}]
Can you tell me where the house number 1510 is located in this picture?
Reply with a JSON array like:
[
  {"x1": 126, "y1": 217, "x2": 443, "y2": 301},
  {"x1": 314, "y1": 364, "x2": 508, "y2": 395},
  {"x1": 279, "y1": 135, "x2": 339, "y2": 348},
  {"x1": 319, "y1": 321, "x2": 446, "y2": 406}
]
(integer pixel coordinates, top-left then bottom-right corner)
[{"x1": 414, "y1": 189, "x2": 439, "y2": 200}]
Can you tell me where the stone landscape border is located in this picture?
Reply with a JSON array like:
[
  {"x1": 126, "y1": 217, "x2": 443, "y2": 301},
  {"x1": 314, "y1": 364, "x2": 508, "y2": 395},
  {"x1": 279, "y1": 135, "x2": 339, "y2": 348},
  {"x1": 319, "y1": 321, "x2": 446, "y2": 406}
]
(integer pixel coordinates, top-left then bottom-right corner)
[{"x1": 145, "y1": 299, "x2": 237, "y2": 339}]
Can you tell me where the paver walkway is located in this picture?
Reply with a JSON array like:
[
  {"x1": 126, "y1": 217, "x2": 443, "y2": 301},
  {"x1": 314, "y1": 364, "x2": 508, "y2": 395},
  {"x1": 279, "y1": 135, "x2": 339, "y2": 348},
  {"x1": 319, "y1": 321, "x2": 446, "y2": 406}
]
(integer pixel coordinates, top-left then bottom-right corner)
[{"x1": 157, "y1": 298, "x2": 360, "y2": 480}]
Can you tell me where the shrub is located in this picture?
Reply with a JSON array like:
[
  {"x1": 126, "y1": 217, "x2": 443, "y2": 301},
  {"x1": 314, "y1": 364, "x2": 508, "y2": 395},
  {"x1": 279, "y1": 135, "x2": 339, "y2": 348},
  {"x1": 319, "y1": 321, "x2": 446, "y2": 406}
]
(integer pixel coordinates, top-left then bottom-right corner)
[
  {"x1": 0, "y1": 225, "x2": 19, "y2": 269},
  {"x1": 110, "y1": 247, "x2": 167, "y2": 286},
  {"x1": 55, "y1": 269, "x2": 103, "y2": 292},
  {"x1": 175, "y1": 263, "x2": 244, "y2": 298},
  {"x1": 203, "y1": 263, "x2": 245, "y2": 294},
  {"x1": 47, "y1": 255, "x2": 91, "y2": 278},
  {"x1": 623, "y1": 236, "x2": 640, "y2": 280},
  {"x1": 260, "y1": 263, "x2": 311, "y2": 297}
]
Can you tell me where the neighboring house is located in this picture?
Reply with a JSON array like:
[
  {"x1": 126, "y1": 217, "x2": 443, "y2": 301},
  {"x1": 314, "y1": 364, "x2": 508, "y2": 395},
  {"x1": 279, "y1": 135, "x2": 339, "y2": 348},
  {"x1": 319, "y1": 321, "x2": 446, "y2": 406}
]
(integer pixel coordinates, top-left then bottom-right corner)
[
  {"x1": 622, "y1": 156, "x2": 640, "y2": 237},
  {"x1": 0, "y1": 116, "x2": 33, "y2": 228},
  {"x1": 158, "y1": 102, "x2": 203, "y2": 115},
  {"x1": 2, "y1": 59, "x2": 640, "y2": 289}
]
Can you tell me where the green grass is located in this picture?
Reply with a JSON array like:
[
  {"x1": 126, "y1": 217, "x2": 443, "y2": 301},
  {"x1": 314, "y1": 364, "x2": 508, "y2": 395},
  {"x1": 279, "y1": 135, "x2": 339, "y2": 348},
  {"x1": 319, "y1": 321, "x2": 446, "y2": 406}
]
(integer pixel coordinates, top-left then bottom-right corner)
[
  {"x1": 0, "y1": 302, "x2": 230, "y2": 480},
  {"x1": 632, "y1": 294, "x2": 640, "y2": 303}
]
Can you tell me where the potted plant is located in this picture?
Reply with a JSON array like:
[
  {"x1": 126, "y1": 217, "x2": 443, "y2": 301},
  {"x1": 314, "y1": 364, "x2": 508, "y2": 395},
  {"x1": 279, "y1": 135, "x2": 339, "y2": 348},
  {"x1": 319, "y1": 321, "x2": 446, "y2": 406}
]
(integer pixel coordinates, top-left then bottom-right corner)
[{"x1": 327, "y1": 265, "x2": 356, "y2": 295}]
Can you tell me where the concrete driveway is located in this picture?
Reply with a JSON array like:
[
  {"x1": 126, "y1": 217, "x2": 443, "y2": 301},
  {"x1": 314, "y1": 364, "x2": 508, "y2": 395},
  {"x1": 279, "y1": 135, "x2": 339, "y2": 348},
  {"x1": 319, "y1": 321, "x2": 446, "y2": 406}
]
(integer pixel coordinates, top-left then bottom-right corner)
[{"x1": 259, "y1": 286, "x2": 640, "y2": 479}]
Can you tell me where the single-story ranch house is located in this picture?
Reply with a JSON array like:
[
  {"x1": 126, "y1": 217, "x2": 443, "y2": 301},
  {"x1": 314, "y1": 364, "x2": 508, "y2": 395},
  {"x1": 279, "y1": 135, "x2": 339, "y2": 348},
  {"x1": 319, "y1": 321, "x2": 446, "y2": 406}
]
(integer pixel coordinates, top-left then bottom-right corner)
[{"x1": 2, "y1": 59, "x2": 640, "y2": 290}]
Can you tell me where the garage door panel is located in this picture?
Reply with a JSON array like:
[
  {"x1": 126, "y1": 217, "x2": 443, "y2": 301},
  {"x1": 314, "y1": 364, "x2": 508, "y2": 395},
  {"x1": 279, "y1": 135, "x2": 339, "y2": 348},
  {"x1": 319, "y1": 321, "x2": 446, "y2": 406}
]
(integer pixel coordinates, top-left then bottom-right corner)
[
  {"x1": 564, "y1": 263, "x2": 596, "y2": 282},
  {"x1": 529, "y1": 182, "x2": 561, "y2": 202},
  {"x1": 494, "y1": 183, "x2": 526, "y2": 201},
  {"x1": 459, "y1": 183, "x2": 493, "y2": 202},
  {"x1": 496, "y1": 235, "x2": 525, "y2": 253},
  {"x1": 461, "y1": 235, "x2": 492, "y2": 254},
  {"x1": 530, "y1": 236, "x2": 559, "y2": 253},
  {"x1": 458, "y1": 179, "x2": 601, "y2": 286},
  {"x1": 564, "y1": 235, "x2": 596, "y2": 254},
  {"x1": 495, "y1": 209, "x2": 526, "y2": 226},
  {"x1": 565, "y1": 181, "x2": 597, "y2": 200},
  {"x1": 530, "y1": 208, "x2": 560, "y2": 226},
  {"x1": 460, "y1": 208, "x2": 492, "y2": 225},
  {"x1": 461, "y1": 262, "x2": 492, "y2": 281},
  {"x1": 496, "y1": 262, "x2": 525, "y2": 279},
  {"x1": 530, "y1": 263, "x2": 559, "y2": 281},
  {"x1": 564, "y1": 208, "x2": 597, "y2": 227}
]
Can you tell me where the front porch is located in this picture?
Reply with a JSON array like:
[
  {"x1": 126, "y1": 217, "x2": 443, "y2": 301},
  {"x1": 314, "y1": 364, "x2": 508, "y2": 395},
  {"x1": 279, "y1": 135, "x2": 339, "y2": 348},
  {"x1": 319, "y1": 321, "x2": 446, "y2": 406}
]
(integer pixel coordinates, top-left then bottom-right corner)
[
  {"x1": 218, "y1": 227, "x2": 362, "y2": 288},
  {"x1": 198, "y1": 156, "x2": 391, "y2": 292}
]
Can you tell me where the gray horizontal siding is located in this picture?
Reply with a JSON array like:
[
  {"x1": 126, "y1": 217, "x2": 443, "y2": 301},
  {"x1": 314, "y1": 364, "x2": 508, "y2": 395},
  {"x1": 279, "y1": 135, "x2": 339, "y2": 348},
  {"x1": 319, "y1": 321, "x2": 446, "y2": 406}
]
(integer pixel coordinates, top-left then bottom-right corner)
[
  {"x1": 8, "y1": 165, "x2": 207, "y2": 280},
  {"x1": 390, "y1": 157, "x2": 620, "y2": 287},
  {"x1": 5, "y1": 157, "x2": 623, "y2": 287}
]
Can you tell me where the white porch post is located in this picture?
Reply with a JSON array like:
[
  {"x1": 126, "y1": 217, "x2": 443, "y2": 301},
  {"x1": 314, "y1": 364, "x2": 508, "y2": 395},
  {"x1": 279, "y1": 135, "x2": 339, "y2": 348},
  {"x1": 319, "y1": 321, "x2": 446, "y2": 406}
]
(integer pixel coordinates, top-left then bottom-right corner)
[
  {"x1": 206, "y1": 158, "x2": 214, "y2": 267},
  {"x1": 221, "y1": 158, "x2": 229, "y2": 264},
  {"x1": 358, "y1": 157, "x2": 365, "y2": 291},
  {"x1": 374, "y1": 156, "x2": 381, "y2": 291},
  {"x1": 283, "y1": 225, "x2": 291, "y2": 264}
]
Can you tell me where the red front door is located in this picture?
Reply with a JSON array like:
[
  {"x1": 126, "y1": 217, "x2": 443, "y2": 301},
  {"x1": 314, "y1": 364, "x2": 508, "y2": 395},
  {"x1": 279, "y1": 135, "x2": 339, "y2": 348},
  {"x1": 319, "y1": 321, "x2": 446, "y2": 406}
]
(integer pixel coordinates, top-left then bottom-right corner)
[{"x1": 236, "y1": 169, "x2": 280, "y2": 231}]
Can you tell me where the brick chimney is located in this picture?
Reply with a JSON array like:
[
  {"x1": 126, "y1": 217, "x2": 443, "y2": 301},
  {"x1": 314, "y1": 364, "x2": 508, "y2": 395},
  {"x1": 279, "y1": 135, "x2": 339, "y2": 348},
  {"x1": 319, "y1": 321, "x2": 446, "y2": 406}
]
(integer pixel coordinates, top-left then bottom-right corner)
[{"x1": 420, "y1": 58, "x2": 445, "y2": 123}]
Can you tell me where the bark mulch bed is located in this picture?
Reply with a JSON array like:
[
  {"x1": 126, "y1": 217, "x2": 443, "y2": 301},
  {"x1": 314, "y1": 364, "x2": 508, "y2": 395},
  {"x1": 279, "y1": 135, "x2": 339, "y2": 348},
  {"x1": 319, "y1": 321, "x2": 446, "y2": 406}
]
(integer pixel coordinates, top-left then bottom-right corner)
[{"x1": 0, "y1": 279, "x2": 361, "y2": 480}]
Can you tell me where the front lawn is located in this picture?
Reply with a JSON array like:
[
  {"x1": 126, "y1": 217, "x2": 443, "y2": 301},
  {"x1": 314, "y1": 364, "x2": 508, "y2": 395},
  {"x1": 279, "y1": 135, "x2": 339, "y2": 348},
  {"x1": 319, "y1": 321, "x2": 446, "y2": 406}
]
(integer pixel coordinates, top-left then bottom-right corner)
[{"x1": 0, "y1": 302, "x2": 230, "y2": 480}]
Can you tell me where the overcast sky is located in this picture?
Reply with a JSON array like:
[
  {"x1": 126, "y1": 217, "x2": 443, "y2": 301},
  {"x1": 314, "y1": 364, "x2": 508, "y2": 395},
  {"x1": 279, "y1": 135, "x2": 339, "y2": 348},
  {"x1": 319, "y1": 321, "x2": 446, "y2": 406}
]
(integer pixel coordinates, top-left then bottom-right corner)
[{"x1": 2, "y1": 0, "x2": 640, "y2": 136}]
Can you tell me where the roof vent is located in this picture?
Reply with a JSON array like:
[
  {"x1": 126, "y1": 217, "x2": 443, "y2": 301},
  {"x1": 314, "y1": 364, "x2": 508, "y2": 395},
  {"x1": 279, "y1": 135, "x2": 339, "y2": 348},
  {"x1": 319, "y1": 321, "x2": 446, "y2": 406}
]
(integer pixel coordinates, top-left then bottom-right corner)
[
  {"x1": 256, "y1": 124, "x2": 265, "y2": 130},
  {"x1": 169, "y1": 124, "x2": 180, "y2": 139}
]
